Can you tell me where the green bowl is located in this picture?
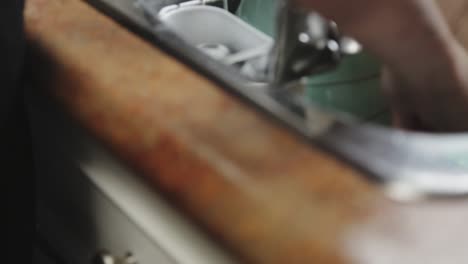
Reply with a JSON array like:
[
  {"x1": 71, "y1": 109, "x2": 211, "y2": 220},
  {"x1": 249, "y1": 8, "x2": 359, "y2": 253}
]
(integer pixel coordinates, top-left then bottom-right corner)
[
  {"x1": 237, "y1": 0, "x2": 277, "y2": 37},
  {"x1": 307, "y1": 78, "x2": 390, "y2": 123}
]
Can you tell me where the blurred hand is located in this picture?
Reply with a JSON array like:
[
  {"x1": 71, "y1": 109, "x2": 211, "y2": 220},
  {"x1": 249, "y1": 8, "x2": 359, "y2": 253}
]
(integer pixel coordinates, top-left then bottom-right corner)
[
  {"x1": 382, "y1": 44, "x2": 468, "y2": 131},
  {"x1": 294, "y1": 0, "x2": 468, "y2": 132}
]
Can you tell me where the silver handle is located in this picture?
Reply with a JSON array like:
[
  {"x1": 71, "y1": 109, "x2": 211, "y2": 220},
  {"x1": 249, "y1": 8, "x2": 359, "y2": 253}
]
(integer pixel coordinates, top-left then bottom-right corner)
[{"x1": 93, "y1": 250, "x2": 138, "y2": 264}]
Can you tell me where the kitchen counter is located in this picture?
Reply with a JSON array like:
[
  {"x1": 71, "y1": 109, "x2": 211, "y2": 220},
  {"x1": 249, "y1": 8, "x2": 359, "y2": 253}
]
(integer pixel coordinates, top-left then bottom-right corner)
[{"x1": 26, "y1": 0, "x2": 468, "y2": 263}]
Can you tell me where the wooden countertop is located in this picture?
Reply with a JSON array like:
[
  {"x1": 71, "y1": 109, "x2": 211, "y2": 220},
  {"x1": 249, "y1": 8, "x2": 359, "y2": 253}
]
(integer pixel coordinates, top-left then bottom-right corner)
[{"x1": 25, "y1": 0, "x2": 468, "y2": 263}]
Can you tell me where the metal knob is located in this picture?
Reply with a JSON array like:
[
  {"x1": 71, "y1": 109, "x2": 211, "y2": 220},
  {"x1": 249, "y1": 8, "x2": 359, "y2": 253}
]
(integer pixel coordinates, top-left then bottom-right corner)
[
  {"x1": 93, "y1": 251, "x2": 138, "y2": 264},
  {"x1": 269, "y1": 1, "x2": 362, "y2": 87}
]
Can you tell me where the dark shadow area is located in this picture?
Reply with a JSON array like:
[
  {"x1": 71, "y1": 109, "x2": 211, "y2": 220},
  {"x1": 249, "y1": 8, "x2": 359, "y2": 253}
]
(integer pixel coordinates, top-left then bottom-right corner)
[
  {"x1": 26, "y1": 41, "x2": 100, "y2": 263},
  {"x1": 1, "y1": 1, "x2": 33, "y2": 263}
]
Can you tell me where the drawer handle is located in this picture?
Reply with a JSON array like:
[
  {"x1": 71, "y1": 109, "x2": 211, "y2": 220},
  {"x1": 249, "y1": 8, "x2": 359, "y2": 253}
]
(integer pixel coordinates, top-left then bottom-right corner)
[{"x1": 93, "y1": 250, "x2": 138, "y2": 264}]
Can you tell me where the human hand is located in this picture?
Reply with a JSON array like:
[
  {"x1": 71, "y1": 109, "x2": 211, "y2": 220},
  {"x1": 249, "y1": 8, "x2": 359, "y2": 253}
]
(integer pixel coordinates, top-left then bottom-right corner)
[
  {"x1": 293, "y1": 0, "x2": 468, "y2": 131},
  {"x1": 382, "y1": 43, "x2": 468, "y2": 132}
]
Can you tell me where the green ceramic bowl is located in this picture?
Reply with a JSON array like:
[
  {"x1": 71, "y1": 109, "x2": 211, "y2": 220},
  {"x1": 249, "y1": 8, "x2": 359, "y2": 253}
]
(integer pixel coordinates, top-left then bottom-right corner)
[
  {"x1": 237, "y1": 0, "x2": 390, "y2": 124},
  {"x1": 237, "y1": 0, "x2": 277, "y2": 37}
]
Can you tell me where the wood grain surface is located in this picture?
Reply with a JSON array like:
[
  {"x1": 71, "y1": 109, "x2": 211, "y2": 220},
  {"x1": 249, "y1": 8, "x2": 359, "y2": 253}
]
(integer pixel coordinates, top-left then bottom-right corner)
[{"x1": 25, "y1": 0, "x2": 468, "y2": 263}]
